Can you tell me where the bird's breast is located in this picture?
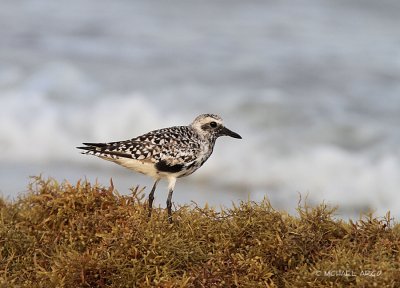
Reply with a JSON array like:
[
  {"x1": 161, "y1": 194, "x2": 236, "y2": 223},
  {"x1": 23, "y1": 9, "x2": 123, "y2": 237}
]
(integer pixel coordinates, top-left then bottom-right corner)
[{"x1": 176, "y1": 141, "x2": 214, "y2": 178}]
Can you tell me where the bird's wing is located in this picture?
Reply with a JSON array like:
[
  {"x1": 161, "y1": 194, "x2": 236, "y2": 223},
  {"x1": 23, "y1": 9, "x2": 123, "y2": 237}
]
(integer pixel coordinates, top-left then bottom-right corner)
[{"x1": 77, "y1": 126, "x2": 201, "y2": 165}]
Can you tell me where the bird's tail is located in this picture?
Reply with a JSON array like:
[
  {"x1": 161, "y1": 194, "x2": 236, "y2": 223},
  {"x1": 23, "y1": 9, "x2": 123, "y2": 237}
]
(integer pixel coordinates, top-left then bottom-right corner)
[
  {"x1": 77, "y1": 143, "x2": 108, "y2": 156},
  {"x1": 77, "y1": 142, "x2": 132, "y2": 160}
]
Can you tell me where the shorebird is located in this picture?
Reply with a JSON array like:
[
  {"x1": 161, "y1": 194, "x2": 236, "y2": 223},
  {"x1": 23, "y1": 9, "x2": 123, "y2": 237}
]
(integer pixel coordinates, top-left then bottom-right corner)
[{"x1": 77, "y1": 114, "x2": 241, "y2": 223}]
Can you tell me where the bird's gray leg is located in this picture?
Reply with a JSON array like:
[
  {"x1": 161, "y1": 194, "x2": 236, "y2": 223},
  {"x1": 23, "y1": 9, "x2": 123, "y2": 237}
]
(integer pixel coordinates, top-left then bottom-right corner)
[
  {"x1": 148, "y1": 179, "x2": 160, "y2": 218},
  {"x1": 166, "y1": 188, "x2": 174, "y2": 223},
  {"x1": 166, "y1": 177, "x2": 177, "y2": 223}
]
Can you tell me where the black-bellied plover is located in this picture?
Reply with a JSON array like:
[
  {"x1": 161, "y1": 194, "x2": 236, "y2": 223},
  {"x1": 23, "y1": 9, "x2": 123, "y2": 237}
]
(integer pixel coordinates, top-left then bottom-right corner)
[{"x1": 77, "y1": 114, "x2": 242, "y2": 223}]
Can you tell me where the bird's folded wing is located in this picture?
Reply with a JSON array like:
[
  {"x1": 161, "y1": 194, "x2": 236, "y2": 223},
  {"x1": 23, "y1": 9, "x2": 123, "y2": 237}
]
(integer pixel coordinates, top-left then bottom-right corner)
[{"x1": 77, "y1": 139, "x2": 199, "y2": 164}]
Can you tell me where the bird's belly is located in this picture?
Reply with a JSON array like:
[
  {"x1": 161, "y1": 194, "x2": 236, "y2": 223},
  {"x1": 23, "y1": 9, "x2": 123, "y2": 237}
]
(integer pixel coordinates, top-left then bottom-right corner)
[{"x1": 114, "y1": 158, "x2": 159, "y2": 178}]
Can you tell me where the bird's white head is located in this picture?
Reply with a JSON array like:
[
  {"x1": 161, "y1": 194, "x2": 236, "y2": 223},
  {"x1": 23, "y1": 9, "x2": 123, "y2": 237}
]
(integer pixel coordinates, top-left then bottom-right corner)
[{"x1": 190, "y1": 114, "x2": 242, "y2": 141}]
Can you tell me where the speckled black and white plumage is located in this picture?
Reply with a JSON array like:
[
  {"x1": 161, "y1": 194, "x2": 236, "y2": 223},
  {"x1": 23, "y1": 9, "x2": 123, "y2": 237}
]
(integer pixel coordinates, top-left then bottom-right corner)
[{"x1": 77, "y1": 113, "x2": 242, "y2": 223}]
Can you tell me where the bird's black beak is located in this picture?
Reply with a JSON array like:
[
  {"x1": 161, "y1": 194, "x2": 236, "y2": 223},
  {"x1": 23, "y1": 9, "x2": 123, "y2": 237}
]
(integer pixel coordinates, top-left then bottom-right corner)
[{"x1": 219, "y1": 126, "x2": 242, "y2": 139}]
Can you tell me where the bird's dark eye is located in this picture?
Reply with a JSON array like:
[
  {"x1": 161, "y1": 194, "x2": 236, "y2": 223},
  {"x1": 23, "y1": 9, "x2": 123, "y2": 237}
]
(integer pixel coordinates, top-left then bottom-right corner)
[{"x1": 210, "y1": 121, "x2": 217, "y2": 128}]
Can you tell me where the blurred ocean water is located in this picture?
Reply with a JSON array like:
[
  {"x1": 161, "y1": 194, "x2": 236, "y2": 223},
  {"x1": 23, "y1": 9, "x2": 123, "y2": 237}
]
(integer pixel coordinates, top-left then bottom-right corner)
[{"x1": 1, "y1": 0, "x2": 400, "y2": 218}]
